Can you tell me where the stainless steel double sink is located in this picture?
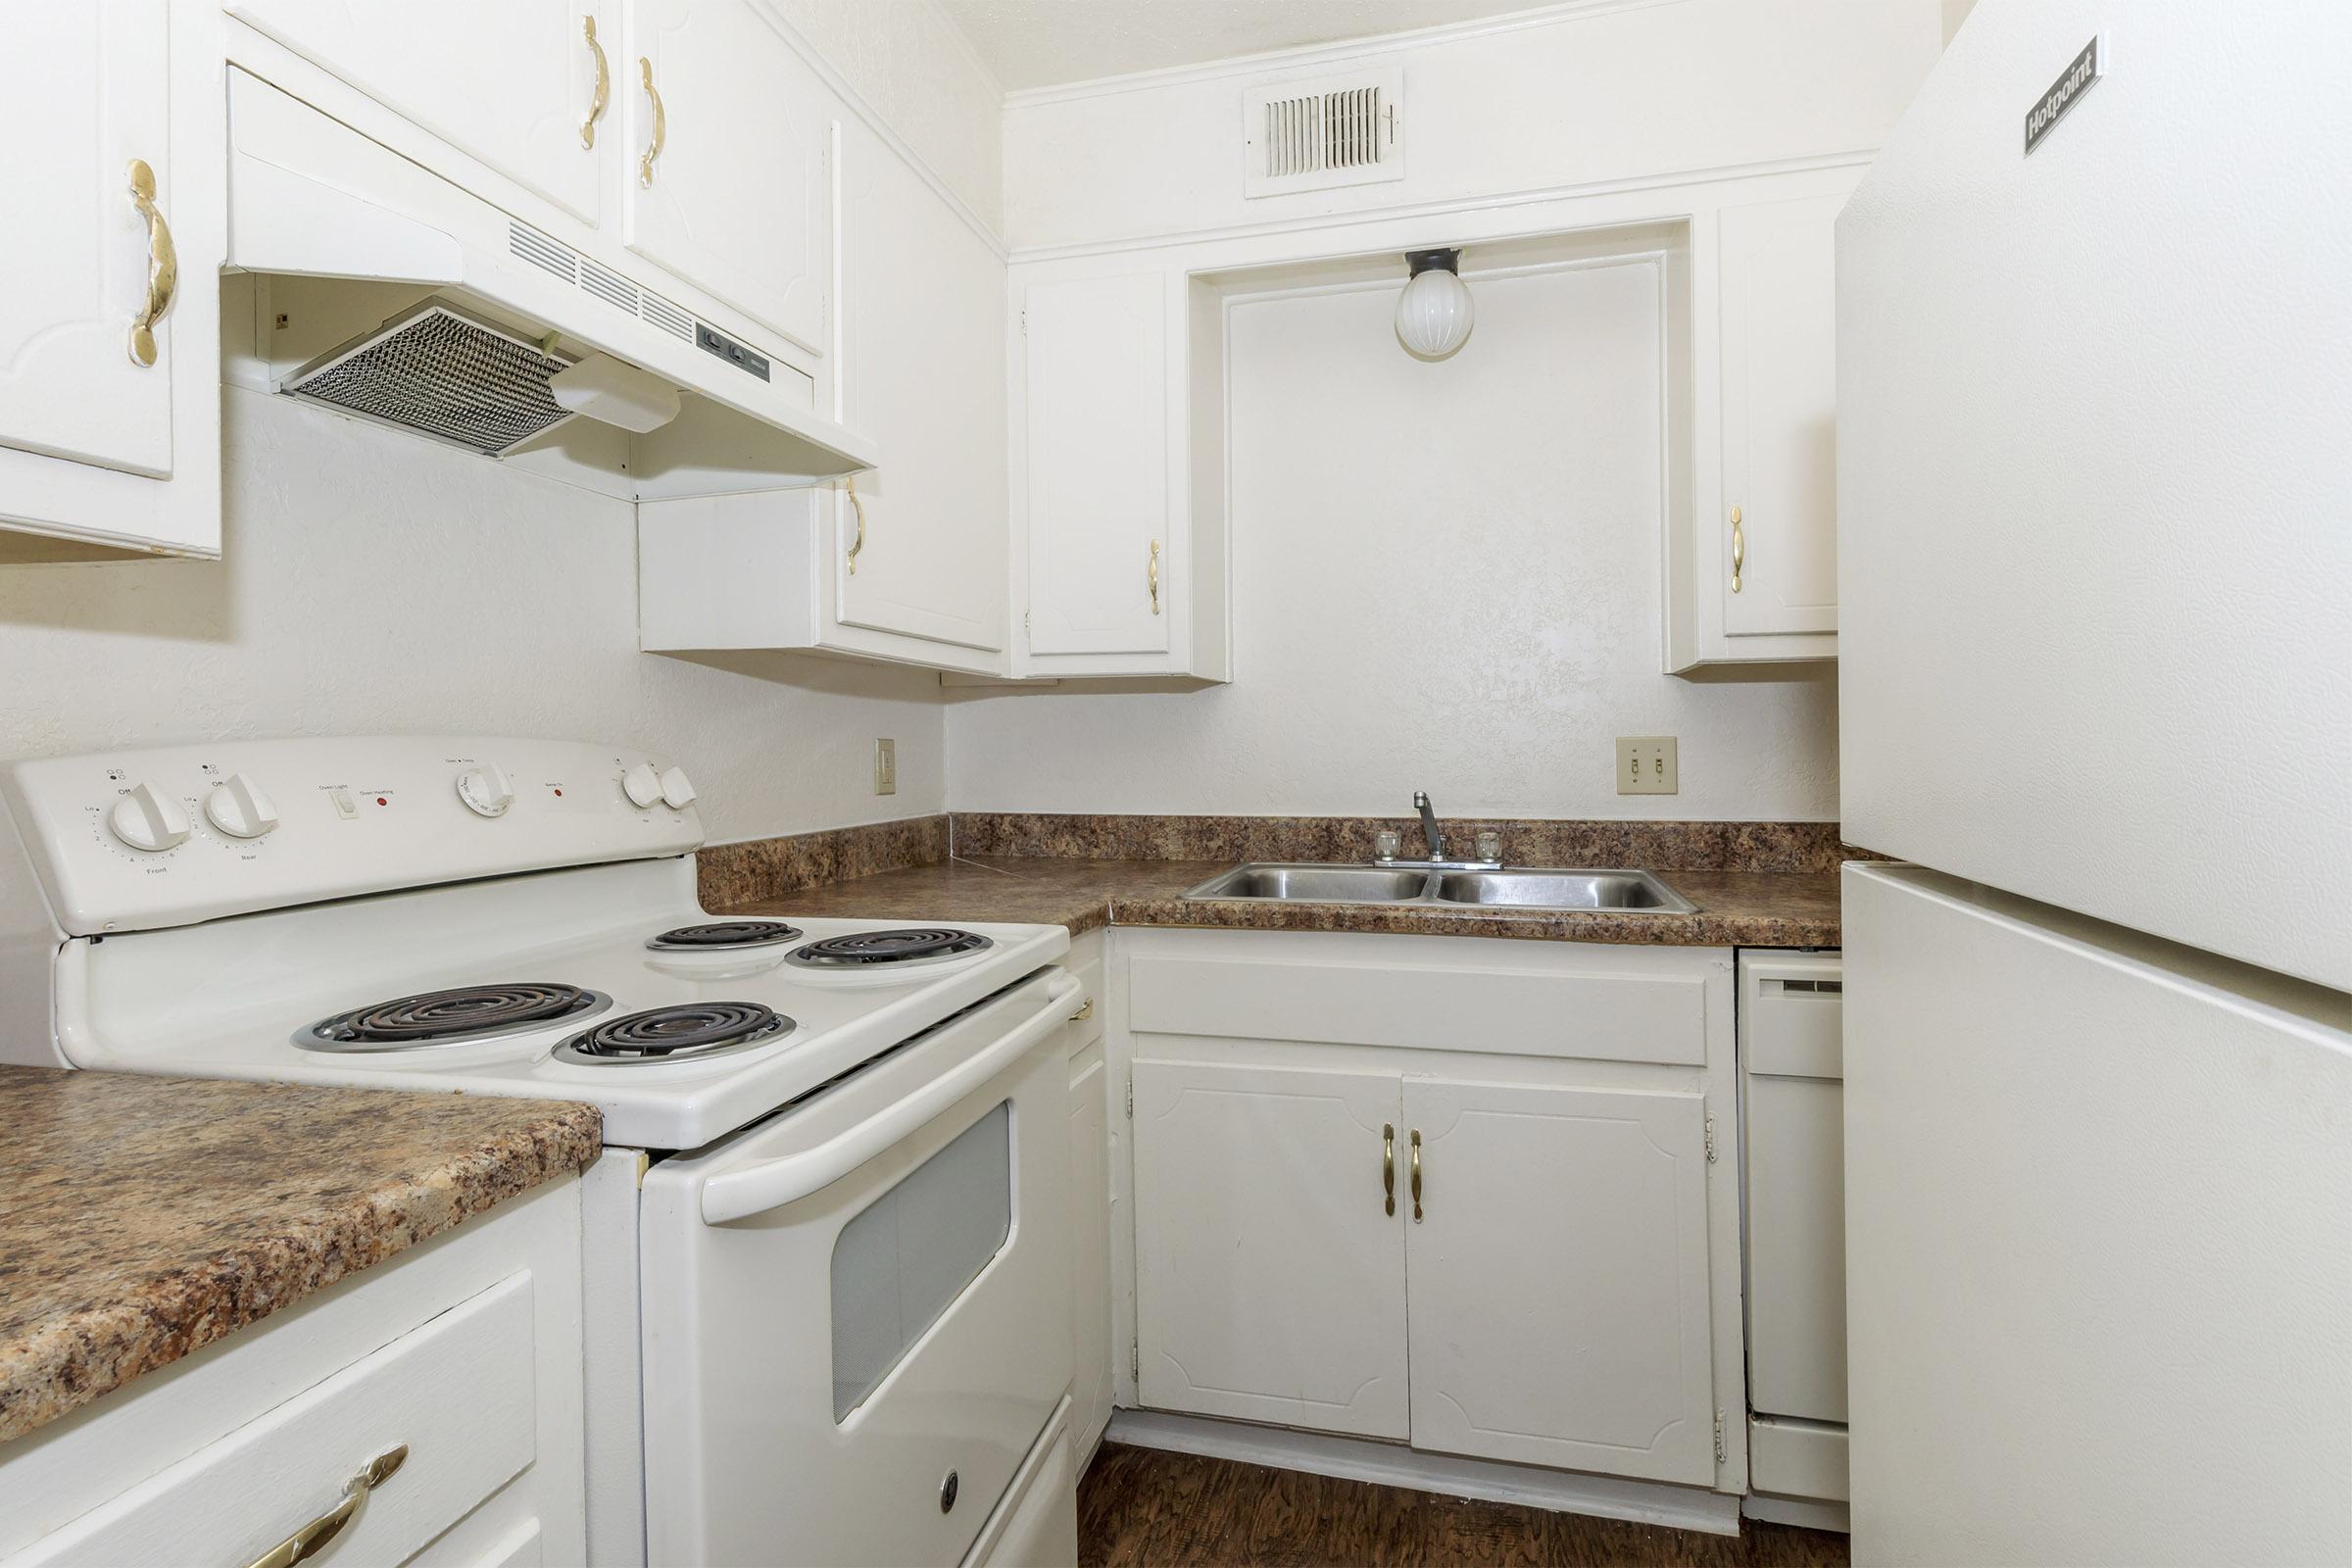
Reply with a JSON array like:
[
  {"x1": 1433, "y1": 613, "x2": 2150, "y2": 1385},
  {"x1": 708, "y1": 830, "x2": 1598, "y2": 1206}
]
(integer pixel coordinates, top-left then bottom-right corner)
[{"x1": 1181, "y1": 862, "x2": 1697, "y2": 914}]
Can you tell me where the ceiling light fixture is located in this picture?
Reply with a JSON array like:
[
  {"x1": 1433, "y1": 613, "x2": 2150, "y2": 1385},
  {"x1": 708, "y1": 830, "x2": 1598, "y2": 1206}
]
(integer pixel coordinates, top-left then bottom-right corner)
[{"x1": 1396, "y1": 248, "x2": 1473, "y2": 362}]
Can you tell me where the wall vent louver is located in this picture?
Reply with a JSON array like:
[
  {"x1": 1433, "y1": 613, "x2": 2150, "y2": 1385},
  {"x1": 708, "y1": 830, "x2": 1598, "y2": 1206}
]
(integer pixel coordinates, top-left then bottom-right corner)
[{"x1": 1243, "y1": 66, "x2": 1405, "y2": 199}]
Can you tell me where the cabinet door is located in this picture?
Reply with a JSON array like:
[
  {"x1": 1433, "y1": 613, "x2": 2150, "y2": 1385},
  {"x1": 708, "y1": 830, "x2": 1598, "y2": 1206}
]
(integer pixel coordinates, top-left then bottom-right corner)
[
  {"x1": 1, "y1": 1, "x2": 172, "y2": 478},
  {"x1": 1067, "y1": 1038, "x2": 1114, "y2": 1454},
  {"x1": 224, "y1": 0, "x2": 608, "y2": 224},
  {"x1": 622, "y1": 0, "x2": 829, "y2": 355},
  {"x1": 830, "y1": 122, "x2": 1006, "y2": 654},
  {"x1": 1720, "y1": 193, "x2": 1842, "y2": 637},
  {"x1": 0, "y1": 0, "x2": 220, "y2": 558},
  {"x1": 1132, "y1": 1060, "x2": 1406, "y2": 1439},
  {"x1": 1022, "y1": 273, "x2": 1173, "y2": 658},
  {"x1": 1402, "y1": 1077, "x2": 1718, "y2": 1484}
]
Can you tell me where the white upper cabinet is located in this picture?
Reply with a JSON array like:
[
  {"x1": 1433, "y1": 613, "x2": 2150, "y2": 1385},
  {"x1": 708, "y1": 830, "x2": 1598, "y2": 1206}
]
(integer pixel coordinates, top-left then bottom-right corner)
[
  {"x1": 1019, "y1": 271, "x2": 1175, "y2": 662},
  {"x1": 622, "y1": 0, "x2": 830, "y2": 357},
  {"x1": 1667, "y1": 169, "x2": 1857, "y2": 669},
  {"x1": 1718, "y1": 192, "x2": 1842, "y2": 640},
  {"x1": 830, "y1": 118, "x2": 1006, "y2": 658},
  {"x1": 0, "y1": 0, "x2": 220, "y2": 561},
  {"x1": 223, "y1": 0, "x2": 611, "y2": 225},
  {"x1": 1402, "y1": 1077, "x2": 1719, "y2": 1484},
  {"x1": 635, "y1": 116, "x2": 1009, "y2": 675},
  {"x1": 1132, "y1": 1059, "x2": 1410, "y2": 1440}
]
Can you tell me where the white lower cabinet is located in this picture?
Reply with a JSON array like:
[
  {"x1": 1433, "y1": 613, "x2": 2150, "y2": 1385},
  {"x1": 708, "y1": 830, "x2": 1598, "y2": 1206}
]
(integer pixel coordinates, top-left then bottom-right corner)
[
  {"x1": 0, "y1": 1177, "x2": 587, "y2": 1568},
  {"x1": 1133, "y1": 1060, "x2": 1410, "y2": 1440},
  {"x1": 1065, "y1": 929, "x2": 1116, "y2": 1460},
  {"x1": 1403, "y1": 1078, "x2": 1718, "y2": 1484},
  {"x1": 1118, "y1": 929, "x2": 1744, "y2": 1494}
]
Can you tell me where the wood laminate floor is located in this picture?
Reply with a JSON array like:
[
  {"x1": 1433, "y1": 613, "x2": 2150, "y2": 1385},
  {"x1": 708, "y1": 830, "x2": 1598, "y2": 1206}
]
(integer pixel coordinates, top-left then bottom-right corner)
[{"x1": 1076, "y1": 1444, "x2": 1849, "y2": 1568}]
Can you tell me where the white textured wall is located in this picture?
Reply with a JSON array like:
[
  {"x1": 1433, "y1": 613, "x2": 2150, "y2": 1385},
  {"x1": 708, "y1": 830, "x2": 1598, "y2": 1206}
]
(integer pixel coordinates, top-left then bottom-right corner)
[
  {"x1": 0, "y1": 392, "x2": 945, "y2": 843},
  {"x1": 948, "y1": 262, "x2": 1838, "y2": 819},
  {"x1": 771, "y1": 0, "x2": 1005, "y2": 235}
]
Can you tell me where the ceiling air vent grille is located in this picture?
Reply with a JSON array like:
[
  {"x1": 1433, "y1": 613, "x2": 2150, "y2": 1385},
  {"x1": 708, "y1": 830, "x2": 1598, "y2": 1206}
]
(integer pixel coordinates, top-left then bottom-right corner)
[{"x1": 1243, "y1": 67, "x2": 1404, "y2": 199}]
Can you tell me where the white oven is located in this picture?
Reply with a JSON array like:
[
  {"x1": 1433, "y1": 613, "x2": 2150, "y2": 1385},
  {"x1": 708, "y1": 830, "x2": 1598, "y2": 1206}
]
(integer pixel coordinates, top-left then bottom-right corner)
[{"x1": 636, "y1": 970, "x2": 1080, "y2": 1567}]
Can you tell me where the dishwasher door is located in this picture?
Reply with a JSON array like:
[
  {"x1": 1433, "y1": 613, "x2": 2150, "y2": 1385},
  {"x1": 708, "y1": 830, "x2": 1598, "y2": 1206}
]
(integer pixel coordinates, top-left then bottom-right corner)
[{"x1": 1740, "y1": 949, "x2": 1847, "y2": 1504}]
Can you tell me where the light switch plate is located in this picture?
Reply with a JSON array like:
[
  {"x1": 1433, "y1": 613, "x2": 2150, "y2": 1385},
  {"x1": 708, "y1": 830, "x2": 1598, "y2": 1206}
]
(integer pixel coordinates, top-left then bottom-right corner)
[
  {"x1": 873, "y1": 738, "x2": 897, "y2": 796},
  {"x1": 1617, "y1": 736, "x2": 1678, "y2": 795}
]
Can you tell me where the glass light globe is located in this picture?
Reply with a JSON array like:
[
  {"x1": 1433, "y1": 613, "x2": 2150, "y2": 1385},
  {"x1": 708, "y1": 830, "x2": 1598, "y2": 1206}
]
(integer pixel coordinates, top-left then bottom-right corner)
[{"x1": 1395, "y1": 266, "x2": 1474, "y2": 361}]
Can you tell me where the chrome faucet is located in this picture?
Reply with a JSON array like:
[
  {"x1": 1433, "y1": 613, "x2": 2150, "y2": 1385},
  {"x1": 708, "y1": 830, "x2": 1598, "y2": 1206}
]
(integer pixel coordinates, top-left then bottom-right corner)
[
  {"x1": 1414, "y1": 791, "x2": 1446, "y2": 863},
  {"x1": 1373, "y1": 792, "x2": 1503, "y2": 870}
]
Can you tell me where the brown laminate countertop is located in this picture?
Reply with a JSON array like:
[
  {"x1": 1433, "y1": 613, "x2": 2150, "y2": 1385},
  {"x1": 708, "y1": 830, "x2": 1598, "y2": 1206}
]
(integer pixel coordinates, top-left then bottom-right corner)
[
  {"x1": 747, "y1": 855, "x2": 1841, "y2": 949},
  {"x1": 0, "y1": 1068, "x2": 601, "y2": 1446}
]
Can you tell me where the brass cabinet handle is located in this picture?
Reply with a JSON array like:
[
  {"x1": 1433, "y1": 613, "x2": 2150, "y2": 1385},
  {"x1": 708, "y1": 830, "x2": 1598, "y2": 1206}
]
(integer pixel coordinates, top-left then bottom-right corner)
[
  {"x1": 1148, "y1": 538, "x2": 1161, "y2": 614},
  {"x1": 636, "y1": 57, "x2": 665, "y2": 187},
  {"x1": 1068, "y1": 997, "x2": 1093, "y2": 1022},
  {"x1": 845, "y1": 474, "x2": 866, "y2": 575},
  {"x1": 1382, "y1": 1123, "x2": 1396, "y2": 1216},
  {"x1": 1409, "y1": 1128, "x2": 1422, "y2": 1223},
  {"x1": 1730, "y1": 505, "x2": 1745, "y2": 594},
  {"x1": 579, "y1": 16, "x2": 610, "y2": 149},
  {"x1": 125, "y1": 159, "x2": 177, "y2": 368},
  {"x1": 242, "y1": 1445, "x2": 408, "y2": 1568}
]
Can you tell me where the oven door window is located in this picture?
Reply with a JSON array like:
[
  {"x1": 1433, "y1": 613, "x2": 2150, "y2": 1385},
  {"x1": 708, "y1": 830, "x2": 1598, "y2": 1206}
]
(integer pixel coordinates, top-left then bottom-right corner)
[{"x1": 830, "y1": 1100, "x2": 1013, "y2": 1421}]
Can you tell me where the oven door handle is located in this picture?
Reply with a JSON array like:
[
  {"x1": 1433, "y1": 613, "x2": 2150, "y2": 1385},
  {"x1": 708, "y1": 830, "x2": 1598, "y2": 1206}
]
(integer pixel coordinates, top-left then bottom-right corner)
[{"x1": 698, "y1": 972, "x2": 1082, "y2": 1225}]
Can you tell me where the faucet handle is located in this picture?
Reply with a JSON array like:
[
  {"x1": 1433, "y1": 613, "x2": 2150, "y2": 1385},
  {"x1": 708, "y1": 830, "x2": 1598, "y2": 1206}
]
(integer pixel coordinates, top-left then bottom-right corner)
[
  {"x1": 1374, "y1": 830, "x2": 1402, "y2": 860},
  {"x1": 1475, "y1": 829, "x2": 1502, "y2": 863}
]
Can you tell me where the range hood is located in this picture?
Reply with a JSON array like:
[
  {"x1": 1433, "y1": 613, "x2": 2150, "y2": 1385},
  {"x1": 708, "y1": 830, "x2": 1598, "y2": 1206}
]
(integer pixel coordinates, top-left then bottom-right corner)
[{"x1": 224, "y1": 69, "x2": 876, "y2": 497}]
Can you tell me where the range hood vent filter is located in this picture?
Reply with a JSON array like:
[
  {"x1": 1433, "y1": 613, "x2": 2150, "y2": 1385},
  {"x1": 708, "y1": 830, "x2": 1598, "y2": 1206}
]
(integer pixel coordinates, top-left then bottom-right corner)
[{"x1": 281, "y1": 303, "x2": 579, "y2": 457}]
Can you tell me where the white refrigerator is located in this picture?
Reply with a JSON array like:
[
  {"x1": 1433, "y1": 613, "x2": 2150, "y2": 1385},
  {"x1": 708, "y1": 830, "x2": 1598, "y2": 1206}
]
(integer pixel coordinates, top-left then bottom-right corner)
[{"x1": 1834, "y1": 2, "x2": 2352, "y2": 1562}]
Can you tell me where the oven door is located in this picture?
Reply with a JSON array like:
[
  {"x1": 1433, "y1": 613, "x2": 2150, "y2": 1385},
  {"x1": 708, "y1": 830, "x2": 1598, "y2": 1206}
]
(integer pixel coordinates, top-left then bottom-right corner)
[{"x1": 638, "y1": 970, "x2": 1079, "y2": 1568}]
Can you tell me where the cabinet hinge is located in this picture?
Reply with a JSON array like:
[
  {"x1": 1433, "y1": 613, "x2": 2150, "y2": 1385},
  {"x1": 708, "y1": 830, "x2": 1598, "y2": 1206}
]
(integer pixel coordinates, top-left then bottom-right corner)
[
  {"x1": 1714, "y1": 1409, "x2": 1728, "y2": 1465},
  {"x1": 1130, "y1": 1342, "x2": 1140, "y2": 1382},
  {"x1": 1704, "y1": 1113, "x2": 1718, "y2": 1163},
  {"x1": 1124, "y1": 1073, "x2": 1133, "y2": 1118},
  {"x1": 1019, "y1": 308, "x2": 1027, "y2": 335}
]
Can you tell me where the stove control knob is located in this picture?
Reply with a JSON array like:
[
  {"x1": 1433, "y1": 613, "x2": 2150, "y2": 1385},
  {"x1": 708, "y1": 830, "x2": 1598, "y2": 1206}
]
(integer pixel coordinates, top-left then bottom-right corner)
[
  {"x1": 659, "y1": 765, "x2": 697, "y2": 810},
  {"x1": 108, "y1": 782, "x2": 191, "y2": 853},
  {"x1": 620, "y1": 761, "x2": 664, "y2": 809},
  {"x1": 204, "y1": 773, "x2": 280, "y2": 840},
  {"x1": 457, "y1": 763, "x2": 515, "y2": 818}
]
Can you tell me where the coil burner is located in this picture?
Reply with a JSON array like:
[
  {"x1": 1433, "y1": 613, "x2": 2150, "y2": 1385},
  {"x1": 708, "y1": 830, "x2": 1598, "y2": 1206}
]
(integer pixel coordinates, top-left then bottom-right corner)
[
  {"x1": 298, "y1": 983, "x2": 611, "y2": 1052},
  {"x1": 785, "y1": 928, "x2": 994, "y2": 972},
  {"x1": 554, "y1": 1002, "x2": 794, "y2": 1066},
  {"x1": 646, "y1": 920, "x2": 805, "y2": 952}
]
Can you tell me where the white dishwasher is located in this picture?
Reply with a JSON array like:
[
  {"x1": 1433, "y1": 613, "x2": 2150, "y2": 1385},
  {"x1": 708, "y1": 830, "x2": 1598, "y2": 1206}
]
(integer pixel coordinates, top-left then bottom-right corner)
[{"x1": 1738, "y1": 951, "x2": 1847, "y2": 1528}]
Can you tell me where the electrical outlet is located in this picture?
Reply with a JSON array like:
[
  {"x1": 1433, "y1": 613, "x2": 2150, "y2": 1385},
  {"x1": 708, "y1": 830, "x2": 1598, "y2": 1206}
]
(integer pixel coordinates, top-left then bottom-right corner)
[
  {"x1": 1616, "y1": 736, "x2": 1679, "y2": 795},
  {"x1": 873, "y1": 738, "x2": 897, "y2": 796}
]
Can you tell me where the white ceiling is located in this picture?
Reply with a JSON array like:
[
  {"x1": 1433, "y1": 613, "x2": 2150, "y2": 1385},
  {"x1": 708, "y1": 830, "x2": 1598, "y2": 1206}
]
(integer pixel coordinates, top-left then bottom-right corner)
[{"x1": 935, "y1": 0, "x2": 1554, "y2": 92}]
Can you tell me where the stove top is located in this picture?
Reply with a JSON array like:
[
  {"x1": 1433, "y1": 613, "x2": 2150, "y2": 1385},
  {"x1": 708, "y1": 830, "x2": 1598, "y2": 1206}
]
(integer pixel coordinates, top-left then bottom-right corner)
[{"x1": 59, "y1": 858, "x2": 1070, "y2": 1150}]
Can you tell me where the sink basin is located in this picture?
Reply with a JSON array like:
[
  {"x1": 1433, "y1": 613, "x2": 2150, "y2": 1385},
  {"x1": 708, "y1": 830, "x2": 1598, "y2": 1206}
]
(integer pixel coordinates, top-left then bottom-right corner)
[
  {"x1": 1434, "y1": 869, "x2": 1696, "y2": 913},
  {"x1": 1183, "y1": 864, "x2": 1436, "y2": 903},
  {"x1": 1181, "y1": 863, "x2": 1696, "y2": 913}
]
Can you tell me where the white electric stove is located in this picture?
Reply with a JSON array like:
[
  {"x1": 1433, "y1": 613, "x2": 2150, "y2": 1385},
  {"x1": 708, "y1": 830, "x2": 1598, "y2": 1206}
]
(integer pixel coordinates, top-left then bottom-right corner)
[{"x1": 0, "y1": 736, "x2": 1084, "y2": 1568}]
